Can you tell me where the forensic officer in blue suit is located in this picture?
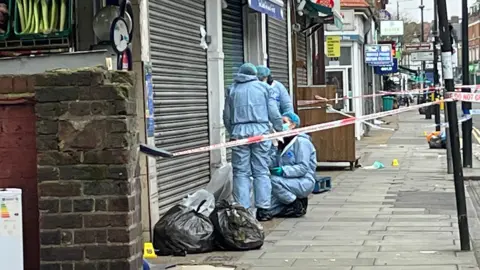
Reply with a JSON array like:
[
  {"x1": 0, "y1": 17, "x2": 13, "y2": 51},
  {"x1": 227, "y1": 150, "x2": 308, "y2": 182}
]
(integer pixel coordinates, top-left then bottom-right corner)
[
  {"x1": 268, "y1": 112, "x2": 317, "y2": 218},
  {"x1": 256, "y1": 65, "x2": 294, "y2": 114},
  {"x1": 223, "y1": 63, "x2": 283, "y2": 221}
]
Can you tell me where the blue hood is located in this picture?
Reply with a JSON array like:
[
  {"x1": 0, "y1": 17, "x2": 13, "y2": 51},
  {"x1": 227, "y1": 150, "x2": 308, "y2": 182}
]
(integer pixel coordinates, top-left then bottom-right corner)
[
  {"x1": 234, "y1": 74, "x2": 258, "y2": 83},
  {"x1": 297, "y1": 133, "x2": 311, "y2": 141}
]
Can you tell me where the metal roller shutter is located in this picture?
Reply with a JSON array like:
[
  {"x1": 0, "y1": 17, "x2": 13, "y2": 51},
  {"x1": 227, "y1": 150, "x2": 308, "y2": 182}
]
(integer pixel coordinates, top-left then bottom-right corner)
[
  {"x1": 222, "y1": 0, "x2": 244, "y2": 162},
  {"x1": 149, "y1": 0, "x2": 211, "y2": 216},
  {"x1": 267, "y1": 3, "x2": 289, "y2": 89},
  {"x1": 297, "y1": 31, "x2": 308, "y2": 86}
]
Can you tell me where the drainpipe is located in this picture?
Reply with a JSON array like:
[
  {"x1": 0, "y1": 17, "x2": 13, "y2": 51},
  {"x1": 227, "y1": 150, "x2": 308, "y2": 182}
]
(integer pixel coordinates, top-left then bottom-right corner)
[{"x1": 314, "y1": 24, "x2": 326, "y2": 84}]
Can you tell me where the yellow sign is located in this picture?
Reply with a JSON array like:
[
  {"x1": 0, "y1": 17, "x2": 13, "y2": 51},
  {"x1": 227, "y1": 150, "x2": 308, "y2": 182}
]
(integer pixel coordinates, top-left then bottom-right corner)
[
  {"x1": 326, "y1": 36, "x2": 341, "y2": 58},
  {"x1": 143, "y1": 242, "x2": 157, "y2": 259}
]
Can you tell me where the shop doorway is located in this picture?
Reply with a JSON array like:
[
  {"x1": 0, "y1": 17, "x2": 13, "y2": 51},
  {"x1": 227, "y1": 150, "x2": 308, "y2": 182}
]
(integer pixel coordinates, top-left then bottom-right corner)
[{"x1": 326, "y1": 67, "x2": 352, "y2": 111}]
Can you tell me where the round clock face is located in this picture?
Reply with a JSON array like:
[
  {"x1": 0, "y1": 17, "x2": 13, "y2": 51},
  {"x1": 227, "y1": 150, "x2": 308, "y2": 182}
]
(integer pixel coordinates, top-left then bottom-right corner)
[{"x1": 111, "y1": 17, "x2": 129, "y2": 53}]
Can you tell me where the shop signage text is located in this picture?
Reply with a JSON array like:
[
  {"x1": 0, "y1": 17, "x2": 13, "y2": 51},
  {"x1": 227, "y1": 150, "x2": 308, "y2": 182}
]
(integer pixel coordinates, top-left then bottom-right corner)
[
  {"x1": 374, "y1": 58, "x2": 398, "y2": 75},
  {"x1": 404, "y1": 42, "x2": 433, "y2": 52},
  {"x1": 326, "y1": 36, "x2": 341, "y2": 57},
  {"x1": 380, "y1": 20, "x2": 404, "y2": 36},
  {"x1": 365, "y1": 44, "x2": 393, "y2": 66}
]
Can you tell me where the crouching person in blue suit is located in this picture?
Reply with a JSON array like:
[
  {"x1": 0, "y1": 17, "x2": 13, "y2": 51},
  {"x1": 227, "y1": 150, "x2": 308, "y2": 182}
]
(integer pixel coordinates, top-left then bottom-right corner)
[{"x1": 268, "y1": 112, "x2": 317, "y2": 218}]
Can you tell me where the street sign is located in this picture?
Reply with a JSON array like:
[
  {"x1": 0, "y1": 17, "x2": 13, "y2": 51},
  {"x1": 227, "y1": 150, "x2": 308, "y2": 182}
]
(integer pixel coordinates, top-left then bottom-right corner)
[
  {"x1": 411, "y1": 51, "x2": 434, "y2": 61},
  {"x1": 404, "y1": 42, "x2": 433, "y2": 52},
  {"x1": 380, "y1": 21, "x2": 404, "y2": 36},
  {"x1": 365, "y1": 44, "x2": 392, "y2": 66},
  {"x1": 326, "y1": 36, "x2": 341, "y2": 57}
]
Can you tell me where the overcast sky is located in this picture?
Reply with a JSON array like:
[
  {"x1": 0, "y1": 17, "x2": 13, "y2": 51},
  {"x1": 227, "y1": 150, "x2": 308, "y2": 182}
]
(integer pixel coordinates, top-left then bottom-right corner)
[{"x1": 385, "y1": 0, "x2": 476, "y2": 22}]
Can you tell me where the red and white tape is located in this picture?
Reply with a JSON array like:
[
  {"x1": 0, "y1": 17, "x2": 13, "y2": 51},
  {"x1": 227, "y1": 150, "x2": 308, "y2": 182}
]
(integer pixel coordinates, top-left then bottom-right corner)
[
  {"x1": 297, "y1": 89, "x2": 436, "y2": 106},
  {"x1": 297, "y1": 85, "x2": 480, "y2": 106},
  {"x1": 447, "y1": 92, "x2": 480, "y2": 102},
  {"x1": 172, "y1": 98, "x2": 452, "y2": 157}
]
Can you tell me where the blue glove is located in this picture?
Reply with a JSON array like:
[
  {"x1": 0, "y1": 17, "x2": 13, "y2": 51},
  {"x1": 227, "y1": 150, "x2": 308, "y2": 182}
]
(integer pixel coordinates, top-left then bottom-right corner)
[{"x1": 270, "y1": 167, "x2": 283, "y2": 176}]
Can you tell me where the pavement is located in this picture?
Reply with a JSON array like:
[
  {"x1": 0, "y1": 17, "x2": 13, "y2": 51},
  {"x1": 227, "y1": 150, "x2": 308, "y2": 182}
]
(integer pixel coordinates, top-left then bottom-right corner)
[{"x1": 149, "y1": 110, "x2": 480, "y2": 270}]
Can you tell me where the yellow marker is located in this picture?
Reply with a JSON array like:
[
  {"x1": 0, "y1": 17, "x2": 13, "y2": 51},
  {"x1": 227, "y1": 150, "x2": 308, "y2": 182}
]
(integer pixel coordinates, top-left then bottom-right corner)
[
  {"x1": 143, "y1": 242, "x2": 157, "y2": 259},
  {"x1": 440, "y1": 97, "x2": 444, "y2": 110},
  {"x1": 424, "y1": 131, "x2": 428, "y2": 136},
  {"x1": 392, "y1": 159, "x2": 399, "y2": 167}
]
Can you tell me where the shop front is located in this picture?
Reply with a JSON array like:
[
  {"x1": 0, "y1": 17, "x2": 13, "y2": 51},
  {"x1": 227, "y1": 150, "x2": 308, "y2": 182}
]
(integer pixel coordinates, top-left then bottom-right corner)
[
  {"x1": 267, "y1": 0, "x2": 290, "y2": 90},
  {"x1": 325, "y1": 34, "x2": 365, "y2": 139},
  {"x1": 147, "y1": 0, "x2": 211, "y2": 217},
  {"x1": 325, "y1": 5, "x2": 373, "y2": 139}
]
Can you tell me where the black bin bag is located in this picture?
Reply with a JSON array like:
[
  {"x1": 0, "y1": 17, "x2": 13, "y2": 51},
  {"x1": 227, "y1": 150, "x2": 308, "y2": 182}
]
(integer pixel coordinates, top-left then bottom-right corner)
[
  {"x1": 209, "y1": 200, "x2": 264, "y2": 251},
  {"x1": 153, "y1": 200, "x2": 215, "y2": 256}
]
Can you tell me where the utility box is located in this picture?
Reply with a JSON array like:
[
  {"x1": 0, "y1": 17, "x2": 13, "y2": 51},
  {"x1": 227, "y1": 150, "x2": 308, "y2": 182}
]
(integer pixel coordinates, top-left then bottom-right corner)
[{"x1": 0, "y1": 188, "x2": 23, "y2": 270}]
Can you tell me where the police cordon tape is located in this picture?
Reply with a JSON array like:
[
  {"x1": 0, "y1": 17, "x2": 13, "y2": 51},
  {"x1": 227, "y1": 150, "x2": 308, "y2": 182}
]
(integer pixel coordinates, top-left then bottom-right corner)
[
  {"x1": 447, "y1": 91, "x2": 480, "y2": 102},
  {"x1": 140, "y1": 98, "x2": 451, "y2": 158},
  {"x1": 297, "y1": 85, "x2": 480, "y2": 106},
  {"x1": 298, "y1": 90, "x2": 434, "y2": 106}
]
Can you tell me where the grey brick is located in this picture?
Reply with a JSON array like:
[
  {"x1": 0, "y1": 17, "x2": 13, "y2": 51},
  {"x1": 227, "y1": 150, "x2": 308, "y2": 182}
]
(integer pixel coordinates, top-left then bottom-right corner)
[
  {"x1": 374, "y1": 256, "x2": 476, "y2": 265},
  {"x1": 249, "y1": 266, "x2": 352, "y2": 270},
  {"x1": 379, "y1": 245, "x2": 460, "y2": 252},
  {"x1": 358, "y1": 251, "x2": 458, "y2": 259},
  {"x1": 352, "y1": 266, "x2": 457, "y2": 270},
  {"x1": 261, "y1": 252, "x2": 359, "y2": 259},
  {"x1": 305, "y1": 246, "x2": 380, "y2": 252},
  {"x1": 274, "y1": 240, "x2": 364, "y2": 246},
  {"x1": 293, "y1": 258, "x2": 374, "y2": 267},
  {"x1": 364, "y1": 240, "x2": 455, "y2": 246},
  {"x1": 236, "y1": 259, "x2": 294, "y2": 267},
  {"x1": 374, "y1": 222, "x2": 453, "y2": 227},
  {"x1": 386, "y1": 227, "x2": 458, "y2": 231}
]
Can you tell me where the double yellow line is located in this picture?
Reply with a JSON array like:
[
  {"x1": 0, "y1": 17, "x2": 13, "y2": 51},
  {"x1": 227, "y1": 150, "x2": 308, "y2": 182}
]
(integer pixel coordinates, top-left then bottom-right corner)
[{"x1": 473, "y1": 127, "x2": 480, "y2": 145}]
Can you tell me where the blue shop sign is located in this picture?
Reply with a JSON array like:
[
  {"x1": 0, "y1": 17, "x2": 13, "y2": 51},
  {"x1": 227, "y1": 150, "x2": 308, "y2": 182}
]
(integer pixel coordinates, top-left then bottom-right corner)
[
  {"x1": 374, "y1": 58, "x2": 398, "y2": 75},
  {"x1": 365, "y1": 44, "x2": 392, "y2": 66},
  {"x1": 249, "y1": 0, "x2": 284, "y2": 20}
]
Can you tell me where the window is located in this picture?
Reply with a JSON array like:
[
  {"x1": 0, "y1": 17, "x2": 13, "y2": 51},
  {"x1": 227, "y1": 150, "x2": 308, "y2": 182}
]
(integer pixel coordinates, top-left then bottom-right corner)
[{"x1": 325, "y1": 47, "x2": 352, "y2": 66}]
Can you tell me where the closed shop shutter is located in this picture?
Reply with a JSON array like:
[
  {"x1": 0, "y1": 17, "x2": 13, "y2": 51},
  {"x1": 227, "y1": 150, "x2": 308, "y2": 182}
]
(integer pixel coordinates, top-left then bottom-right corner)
[
  {"x1": 267, "y1": 3, "x2": 289, "y2": 89},
  {"x1": 297, "y1": 32, "x2": 308, "y2": 86},
  {"x1": 222, "y1": 0, "x2": 244, "y2": 162},
  {"x1": 149, "y1": 0, "x2": 211, "y2": 216}
]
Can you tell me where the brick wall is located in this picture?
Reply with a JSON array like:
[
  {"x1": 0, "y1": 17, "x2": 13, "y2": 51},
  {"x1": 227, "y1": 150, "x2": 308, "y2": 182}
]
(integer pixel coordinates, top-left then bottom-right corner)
[
  {"x1": 0, "y1": 75, "x2": 38, "y2": 269},
  {"x1": 35, "y1": 68, "x2": 143, "y2": 270}
]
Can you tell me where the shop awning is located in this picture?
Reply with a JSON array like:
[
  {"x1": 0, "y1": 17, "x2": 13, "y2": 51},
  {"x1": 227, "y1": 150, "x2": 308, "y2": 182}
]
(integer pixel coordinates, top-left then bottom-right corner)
[
  {"x1": 304, "y1": 0, "x2": 344, "y2": 29},
  {"x1": 248, "y1": 0, "x2": 285, "y2": 20}
]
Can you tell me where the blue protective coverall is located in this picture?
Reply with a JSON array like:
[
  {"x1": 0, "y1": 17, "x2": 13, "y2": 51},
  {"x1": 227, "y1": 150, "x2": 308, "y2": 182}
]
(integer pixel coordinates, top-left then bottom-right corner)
[
  {"x1": 268, "y1": 133, "x2": 317, "y2": 216},
  {"x1": 223, "y1": 73, "x2": 283, "y2": 209},
  {"x1": 271, "y1": 80, "x2": 294, "y2": 114}
]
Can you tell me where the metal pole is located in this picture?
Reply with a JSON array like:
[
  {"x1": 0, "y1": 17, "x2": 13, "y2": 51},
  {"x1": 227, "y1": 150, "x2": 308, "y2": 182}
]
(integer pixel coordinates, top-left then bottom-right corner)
[
  {"x1": 397, "y1": 2, "x2": 400, "y2": 20},
  {"x1": 461, "y1": 0, "x2": 473, "y2": 167},
  {"x1": 433, "y1": 0, "x2": 441, "y2": 131},
  {"x1": 445, "y1": 105, "x2": 454, "y2": 174},
  {"x1": 420, "y1": 0, "x2": 431, "y2": 119},
  {"x1": 437, "y1": 0, "x2": 470, "y2": 251}
]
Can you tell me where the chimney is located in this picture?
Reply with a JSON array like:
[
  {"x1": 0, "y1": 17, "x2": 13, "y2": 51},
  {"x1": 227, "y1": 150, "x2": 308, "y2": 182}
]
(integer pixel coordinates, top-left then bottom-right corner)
[{"x1": 450, "y1": 16, "x2": 459, "y2": 23}]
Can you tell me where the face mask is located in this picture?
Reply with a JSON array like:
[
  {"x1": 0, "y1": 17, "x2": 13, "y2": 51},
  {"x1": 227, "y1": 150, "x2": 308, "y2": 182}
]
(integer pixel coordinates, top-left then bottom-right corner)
[{"x1": 282, "y1": 123, "x2": 290, "y2": 131}]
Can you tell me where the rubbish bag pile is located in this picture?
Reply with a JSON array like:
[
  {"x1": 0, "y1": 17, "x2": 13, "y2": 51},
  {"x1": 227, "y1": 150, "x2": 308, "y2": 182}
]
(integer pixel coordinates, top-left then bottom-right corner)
[
  {"x1": 153, "y1": 164, "x2": 265, "y2": 256},
  {"x1": 426, "y1": 131, "x2": 446, "y2": 149}
]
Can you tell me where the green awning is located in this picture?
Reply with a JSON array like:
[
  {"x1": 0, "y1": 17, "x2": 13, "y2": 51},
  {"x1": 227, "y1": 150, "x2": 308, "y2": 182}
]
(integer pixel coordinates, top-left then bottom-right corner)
[
  {"x1": 305, "y1": 0, "x2": 332, "y2": 14},
  {"x1": 305, "y1": 0, "x2": 344, "y2": 30}
]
